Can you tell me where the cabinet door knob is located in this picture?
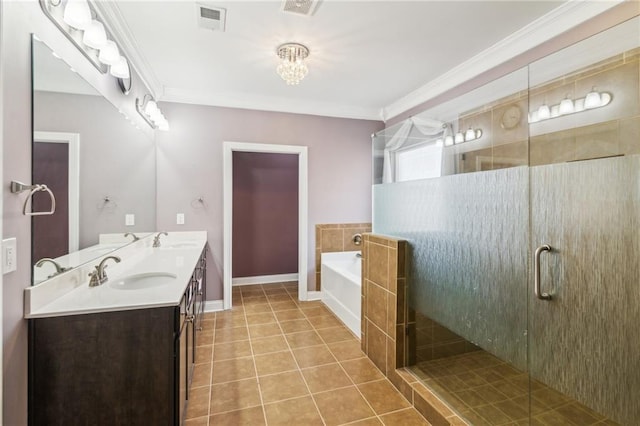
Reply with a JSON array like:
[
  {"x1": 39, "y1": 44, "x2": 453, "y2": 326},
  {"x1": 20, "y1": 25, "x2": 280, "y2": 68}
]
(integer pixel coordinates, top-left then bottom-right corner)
[{"x1": 186, "y1": 315, "x2": 195, "y2": 323}]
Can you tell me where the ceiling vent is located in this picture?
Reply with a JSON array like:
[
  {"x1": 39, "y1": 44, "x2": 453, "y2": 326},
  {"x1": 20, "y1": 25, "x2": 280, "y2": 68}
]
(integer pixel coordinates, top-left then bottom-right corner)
[
  {"x1": 281, "y1": 0, "x2": 321, "y2": 17},
  {"x1": 197, "y1": 3, "x2": 226, "y2": 31}
]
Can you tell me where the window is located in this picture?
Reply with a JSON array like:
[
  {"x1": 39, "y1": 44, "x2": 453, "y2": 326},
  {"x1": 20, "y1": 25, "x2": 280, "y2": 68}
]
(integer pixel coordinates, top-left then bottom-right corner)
[{"x1": 395, "y1": 142, "x2": 443, "y2": 182}]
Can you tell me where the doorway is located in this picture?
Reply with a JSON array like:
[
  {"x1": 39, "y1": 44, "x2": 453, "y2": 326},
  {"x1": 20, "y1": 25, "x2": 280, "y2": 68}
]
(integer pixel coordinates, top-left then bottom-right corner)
[{"x1": 223, "y1": 142, "x2": 308, "y2": 310}]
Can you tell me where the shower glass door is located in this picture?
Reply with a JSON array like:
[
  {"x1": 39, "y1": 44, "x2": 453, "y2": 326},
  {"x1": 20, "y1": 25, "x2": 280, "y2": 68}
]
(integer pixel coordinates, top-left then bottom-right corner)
[{"x1": 527, "y1": 16, "x2": 640, "y2": 425}]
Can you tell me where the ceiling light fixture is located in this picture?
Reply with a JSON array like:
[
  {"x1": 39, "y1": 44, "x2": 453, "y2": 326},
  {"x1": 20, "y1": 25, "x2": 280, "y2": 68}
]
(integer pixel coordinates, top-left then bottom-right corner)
[{"x1": 276, "y1": 43, "x2": 309, "y2": 85}]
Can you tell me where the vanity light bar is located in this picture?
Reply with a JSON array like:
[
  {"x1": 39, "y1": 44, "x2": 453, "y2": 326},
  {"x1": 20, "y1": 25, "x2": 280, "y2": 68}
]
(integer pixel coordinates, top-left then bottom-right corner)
[
  {"x1": 436, "y1": 128, "x2": 483, "y2": 147},
  {"x1": 528, "y1": 90, "x2": 612, "y2": 124},
  {"x1": 39, "y1": 0, "x2": 130, "y2": 80},
  {"x1": 136, "y1": 95, "x2": 170, "y2": 131}
]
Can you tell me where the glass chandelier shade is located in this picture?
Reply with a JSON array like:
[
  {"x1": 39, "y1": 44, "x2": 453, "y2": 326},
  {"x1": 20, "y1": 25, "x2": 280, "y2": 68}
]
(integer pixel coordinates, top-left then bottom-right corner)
[{"x1": 276, "y1": 43, "x2": 309, "y2": 85}]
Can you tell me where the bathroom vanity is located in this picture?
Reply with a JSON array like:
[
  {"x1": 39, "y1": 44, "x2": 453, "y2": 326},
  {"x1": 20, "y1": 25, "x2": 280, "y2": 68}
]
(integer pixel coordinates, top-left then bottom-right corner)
[{"x1": 25, "y1": 232, "x2": 208, "y2": 426}]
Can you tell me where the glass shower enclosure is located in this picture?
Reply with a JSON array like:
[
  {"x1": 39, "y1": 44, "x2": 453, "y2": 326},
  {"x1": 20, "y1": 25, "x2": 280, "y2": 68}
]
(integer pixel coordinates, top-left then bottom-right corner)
[{"x1": 373, "y1": 16, "x2": 639, "y2": 425}]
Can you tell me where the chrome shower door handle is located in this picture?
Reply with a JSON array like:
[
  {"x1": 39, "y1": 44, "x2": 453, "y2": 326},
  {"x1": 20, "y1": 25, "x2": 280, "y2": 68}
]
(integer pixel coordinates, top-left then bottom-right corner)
[{"x1": 534, "y1": 244, "x2": 552, "y2": 301}]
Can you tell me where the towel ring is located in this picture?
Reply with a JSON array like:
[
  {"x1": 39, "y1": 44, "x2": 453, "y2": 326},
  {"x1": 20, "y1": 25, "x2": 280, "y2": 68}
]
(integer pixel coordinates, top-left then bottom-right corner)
[{"x1": 10, "y1": 181, "x2": 57, "y2": 216}]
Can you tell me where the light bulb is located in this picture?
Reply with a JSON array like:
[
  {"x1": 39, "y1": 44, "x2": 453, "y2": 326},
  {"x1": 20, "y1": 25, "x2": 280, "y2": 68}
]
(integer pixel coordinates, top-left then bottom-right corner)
[
  {"x1": 110, "y1": 56, "x2": 130, "y2": 79},
  {"x1": 144, "y1": 100, "x2": 158, "y2": 116},
  {"x1": 444, "y1": 136, "x2": 454, "y2": 146},
  {"x1": 465, "y1": 128, "x2": 476, "y2": 141},
  {"x1": 83, "y1": 20, "x2": 107, "y2": 49},
  {"x1": 538, "y1": 104, "x2": 551, "y2": 120},
  {"x1": 63, "y1": 0, "x2": 92, "y2": 30},
  {"x1": 158, "y1": 119, "x2": 170, "y2": 131},
  {"x1": 454, "y1": 132, "x2": 464, "y2": 144},
  {"x1": 559, "y1": 98, "x2": 574, "y2": 115},
  {"x1": 584, "y1": 90, "x2": 601, "y2": 109},
  {"x1": 98, "y1": 40, "x2": 120, "y2": 66}
]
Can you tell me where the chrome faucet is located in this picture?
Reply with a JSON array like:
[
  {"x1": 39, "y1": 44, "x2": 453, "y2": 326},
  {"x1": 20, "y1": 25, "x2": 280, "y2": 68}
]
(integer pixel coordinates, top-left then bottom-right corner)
[
  {"x1": 88, "y1": 256, "x2": 121, "y2": 287},
  {"x1": 152, "y1": 231, "x2": 168, "y2": 248},
  {"x1": 352, "y1": 233, "x2": 363, "y2": 246},
  {"x1": 124, "y1": 232, "x2": 140, "y2": 242},
  {"x1": 35, "y1": 258, "x2": 71, "y2": 278}
]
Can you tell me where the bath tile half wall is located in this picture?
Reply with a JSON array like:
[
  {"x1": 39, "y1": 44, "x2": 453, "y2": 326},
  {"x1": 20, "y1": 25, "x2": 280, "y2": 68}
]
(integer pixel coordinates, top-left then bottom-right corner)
[{"x1": 315, "y1": 223, "x2": 371, "y2": 290}]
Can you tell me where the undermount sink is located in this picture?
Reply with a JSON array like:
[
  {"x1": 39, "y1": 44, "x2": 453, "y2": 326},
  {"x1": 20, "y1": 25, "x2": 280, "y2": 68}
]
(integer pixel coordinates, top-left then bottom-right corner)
[{"x1": 109, "y1": 272, "x2": 177, "y2": 290}]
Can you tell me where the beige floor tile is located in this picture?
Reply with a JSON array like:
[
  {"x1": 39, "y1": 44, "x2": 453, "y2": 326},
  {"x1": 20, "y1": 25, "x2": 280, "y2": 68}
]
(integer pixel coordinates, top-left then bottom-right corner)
[
  {"x1": 213, "y1": 340, "x2": 252, "y2": 361},
  {"x1": 184, "y1": 415, "x2": 208, "y2": 426},
  {"x1": 248, "y1": 322, "x2": 283, "y2": 339},
  {"x1": 200, "y1": 319, "x2": 215, "y2": 331},
  {"x1": 313, "y1": 386, "x2": 376, "y2": 426},
  {"x1": 246, "y1": 312, "x2": 277, "y2": 326},
  {"x1": 341, "y1": 358, "x2": 385, "y2": 384},
  {"x1": 270, "y1": 300, "x2": 300, "y2": 311},
  {"x1": 210, "y1": 378, "x2": 261, "y2": 414},
  {"x1": 358, "y1": 379, "x2": 411, "y2": 415},
  {"x1": 316, "y1": 325, "x2": 358, "y2": 344},
  {"x1": 267, "y1": 294, "x2": 294, "y2": 303},
  {"x1": 210, "y1": 406, "x2": 265, "y2": 425},
  {"x1": 285, "y1": 330, "x2": 324, "y2": 349},
  {"x1": 328, "y1": 339, "x2": 367, "y2": 361},
  {"x1": 302, "y1": 363, "x2": 352, "y2": 393},
  {"x1": 195, "y1": 345, "x2": 213, "y2": 364},
  {"x1": 379, "y1": 408, "x2": 431, "y2": 425},
  {"x1": 214, "y1": 325, "x2": 249, "y2": 343},
  {"x1": 292, "y1": 345, "x2": 337, "y2": 368},
  {"x1": 185, "y1": 386, "x2": 210, "y2": 420},
  {"x1": 191, "y1": 364, "x2": 212, "y2": 388},
  {"x1": 274, "y1": 308, "x2": 306, "y2": 321},
  {"x1": 280, "y1": 319, "x2": 314, "y2": 334},
  {"x1": 307, "y1": 313, "x2": 344, "y2": 329},
  {"x1": 347, "y1": 417, "x2": 384, "y2": 425},
  {"x1": 215, "y1": 311, "x2": 245, "y2": 324},
  {"x1": 301, "y1": 305, "x2": 332, "y2": 318},
  {"x1": 251, "y1": 335, "x2": 289, "y2": 355},
  {"x1": 258, "y1": 370, "x2": 310, "y2": 403},
  {"x1": 264, "y1": 396, "x2": 323, "y2": 426},
  {"x1": 244, "y1": 303, "x2": 273, "y2": 314},
  {"x1": 254, "y1": 350, "x2": 297, "y2": 376},
  {"x1": 211, "y1": 356, "x2": 256, "y2": 384},
  {"x1": 197, "y1": 330, "x2": 214, "y2": 347}
]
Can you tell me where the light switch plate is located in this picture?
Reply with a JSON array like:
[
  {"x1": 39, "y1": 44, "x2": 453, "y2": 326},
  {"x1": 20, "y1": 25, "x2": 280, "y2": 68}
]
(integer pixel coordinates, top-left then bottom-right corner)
[
  {"x1": 2, "y1": 238, "x2": 17, "y2": 274},
  {"x1": 125, "y1": 214, "x2": 135, "y2": 226},
  {"x1": 177, "y1": 213, "x2": 185, "y2": 225}
]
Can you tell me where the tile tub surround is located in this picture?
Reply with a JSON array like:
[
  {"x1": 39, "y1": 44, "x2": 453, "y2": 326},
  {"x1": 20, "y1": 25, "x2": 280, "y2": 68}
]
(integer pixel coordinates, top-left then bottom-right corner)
[
  {"x1": 24, "y1": 231, "x2": 208, "y2": 318},
  {"x1": 361, "y1": 234, "x2": 468, "y2": 426},
  {"x1": 184, "y1": 283, "x2": 431, "y2": 426},
  {"x1": 315, "y1": 223, "x2": 372, "y2": 290}
]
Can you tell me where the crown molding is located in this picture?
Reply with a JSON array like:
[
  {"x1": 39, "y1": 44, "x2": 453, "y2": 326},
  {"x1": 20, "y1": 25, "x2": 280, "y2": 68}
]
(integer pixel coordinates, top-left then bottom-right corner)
[
  {"x1": 382, "y1": 0, "x2": 625, "y2": 121},
  {"x1": 162, "y1": 87, "x2": 383, "y2": 121},
  {"x1": 92, "y1": 1, "x2": 164, "y2": 99}
]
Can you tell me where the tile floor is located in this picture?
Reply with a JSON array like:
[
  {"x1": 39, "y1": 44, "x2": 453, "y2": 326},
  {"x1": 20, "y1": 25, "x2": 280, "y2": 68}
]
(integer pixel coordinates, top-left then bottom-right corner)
[
  {"x1": 409, "y1": 351, "x2": 618, "y2": 425},
  {"x1": 185, "y1": 282, "x2": 431, "y2": 426}
]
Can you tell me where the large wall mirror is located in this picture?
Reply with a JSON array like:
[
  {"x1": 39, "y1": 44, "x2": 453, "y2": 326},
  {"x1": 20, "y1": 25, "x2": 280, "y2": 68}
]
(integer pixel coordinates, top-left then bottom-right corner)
[{"x1": 31, "y1": 36, "x2": 157, "y2": 284}]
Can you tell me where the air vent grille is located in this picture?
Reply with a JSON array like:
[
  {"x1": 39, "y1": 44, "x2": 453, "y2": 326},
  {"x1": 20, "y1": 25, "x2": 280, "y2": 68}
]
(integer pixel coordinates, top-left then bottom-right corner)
[
  {"x1": 281, "y1": 0, "x2": 320, "y2": 16},
  {"x1": 197, "y1": 4, "x2": 226, "y2": 31}
]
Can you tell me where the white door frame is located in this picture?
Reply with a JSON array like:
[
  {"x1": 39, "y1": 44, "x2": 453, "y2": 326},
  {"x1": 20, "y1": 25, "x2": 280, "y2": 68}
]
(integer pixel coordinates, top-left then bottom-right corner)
[
  {"x1": 223, "y1": 141, "x2": 308, "y2": 309},
  {"x1": 33, "y1": 131, "x2": 80, "y2": 252}
]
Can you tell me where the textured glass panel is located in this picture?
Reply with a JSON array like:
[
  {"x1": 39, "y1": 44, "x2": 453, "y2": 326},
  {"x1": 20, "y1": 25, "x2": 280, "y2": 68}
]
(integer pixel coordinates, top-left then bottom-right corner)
[
  {"x1": 530, "y1": 155, "x2": 640, "y2": 424},
  {"x1": 374, "y1": 166, "x2": 529, "y2": 369}
]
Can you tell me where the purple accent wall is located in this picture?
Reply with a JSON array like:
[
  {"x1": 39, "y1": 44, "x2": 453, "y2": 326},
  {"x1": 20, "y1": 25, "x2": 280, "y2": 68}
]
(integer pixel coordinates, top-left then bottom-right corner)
[{"x1": 232, "y1": 152, "x2": 298, "y2": 278}]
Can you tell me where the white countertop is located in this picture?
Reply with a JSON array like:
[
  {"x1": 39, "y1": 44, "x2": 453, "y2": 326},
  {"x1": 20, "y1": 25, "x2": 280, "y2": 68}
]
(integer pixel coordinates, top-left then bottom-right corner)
[{"x1": 24, "y1": 231, "x2": 207, "y2": 319}]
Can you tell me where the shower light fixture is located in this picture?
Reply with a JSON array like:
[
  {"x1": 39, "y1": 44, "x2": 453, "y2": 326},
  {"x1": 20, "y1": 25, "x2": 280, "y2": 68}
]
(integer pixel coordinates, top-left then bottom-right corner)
[
  {"x1": 529, "y1": 90, "x2": 612, "y2": 123},
  {"x1": 136, "y1": 95, "x2": 170, "y2": 131},
  {"x1": 82, "y1": 20, "x2": 107, "y2": 49},
  {"x1": 276, "y1": 43, "x2": 310, "y2": 85},
  {"x1": 63, "y1": 0, "x2": 92, "y2": 30}
]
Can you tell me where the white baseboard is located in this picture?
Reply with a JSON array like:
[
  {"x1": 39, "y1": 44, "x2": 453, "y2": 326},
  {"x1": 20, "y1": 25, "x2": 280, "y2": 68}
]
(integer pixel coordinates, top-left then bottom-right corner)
[
  {"x1": 204, "y1": 300, "x2": 224, "y2": 312},
  {"x1": 306, "y1": 291, "x2": 322, "y2": 301},
  {"x1": 232, "y1": 273, "x2": 298, "y2": 286}
]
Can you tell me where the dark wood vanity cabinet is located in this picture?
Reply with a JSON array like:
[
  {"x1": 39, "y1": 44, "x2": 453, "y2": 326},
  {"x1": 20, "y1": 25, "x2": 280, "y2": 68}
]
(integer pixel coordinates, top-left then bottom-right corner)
[{"x1": 29, "y1": 248, "x2": 207, "y2": 426}]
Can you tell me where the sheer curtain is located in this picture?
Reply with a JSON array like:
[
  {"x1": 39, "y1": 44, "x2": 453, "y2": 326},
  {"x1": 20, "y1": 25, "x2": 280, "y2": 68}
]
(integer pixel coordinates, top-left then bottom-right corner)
[{"x1": 382, "y1": 116, "x2": 448, "y2": 183}]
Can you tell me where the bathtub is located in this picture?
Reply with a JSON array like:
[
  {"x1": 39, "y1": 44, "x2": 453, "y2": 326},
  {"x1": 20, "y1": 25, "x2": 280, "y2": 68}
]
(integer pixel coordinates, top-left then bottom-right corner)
[{"x1": 321, "y1": 251, "x2": 362, "y2": 337}]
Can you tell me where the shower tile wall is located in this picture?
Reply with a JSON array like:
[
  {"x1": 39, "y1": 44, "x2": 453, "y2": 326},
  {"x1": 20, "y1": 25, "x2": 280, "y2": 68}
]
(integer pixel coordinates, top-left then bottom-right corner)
[{"x1": 315, "y1": 223, "x2": 371, "y2": 290}]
